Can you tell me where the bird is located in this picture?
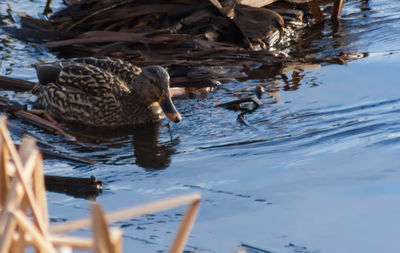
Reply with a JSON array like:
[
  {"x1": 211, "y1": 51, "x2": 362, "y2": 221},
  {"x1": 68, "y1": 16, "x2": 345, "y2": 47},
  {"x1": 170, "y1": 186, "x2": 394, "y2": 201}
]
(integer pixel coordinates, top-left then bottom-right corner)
[
  {"x1": 232, "y1": 3, "x2": 285, "y2": 49},
  {"x1": 32, "y1": 57, "x2": 182, "y2": 127}
]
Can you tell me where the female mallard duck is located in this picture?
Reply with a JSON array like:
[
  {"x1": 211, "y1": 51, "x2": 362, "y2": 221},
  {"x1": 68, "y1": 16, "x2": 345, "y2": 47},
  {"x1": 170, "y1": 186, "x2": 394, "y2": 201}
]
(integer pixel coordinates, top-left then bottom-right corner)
[{"x1": 32, "y1": 57, "x2": 181, "y2": 127}]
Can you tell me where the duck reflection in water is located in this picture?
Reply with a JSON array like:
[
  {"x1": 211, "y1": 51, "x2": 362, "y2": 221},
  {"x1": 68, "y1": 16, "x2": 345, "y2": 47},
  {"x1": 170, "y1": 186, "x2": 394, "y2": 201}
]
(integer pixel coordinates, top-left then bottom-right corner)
[
  {"x1": 132, "y1": 122, "x2": 178, "y2": 170},
  {"x1": 68, "y1": 121, "x2": 179, "y2": 170}
]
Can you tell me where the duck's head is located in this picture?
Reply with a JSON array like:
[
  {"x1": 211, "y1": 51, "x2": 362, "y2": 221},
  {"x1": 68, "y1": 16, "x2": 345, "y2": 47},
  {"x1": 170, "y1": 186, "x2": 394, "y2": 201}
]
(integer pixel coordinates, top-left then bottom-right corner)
[{"x1": 136, "y1": 66, "x2": 181, "y2": 123}]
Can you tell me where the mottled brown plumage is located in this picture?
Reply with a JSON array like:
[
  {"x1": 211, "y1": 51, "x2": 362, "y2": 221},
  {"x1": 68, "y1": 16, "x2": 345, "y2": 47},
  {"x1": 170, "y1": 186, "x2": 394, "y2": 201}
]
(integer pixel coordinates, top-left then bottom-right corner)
[{"x1": 32, "y1": 57, "x2": 181, "y2": 127}]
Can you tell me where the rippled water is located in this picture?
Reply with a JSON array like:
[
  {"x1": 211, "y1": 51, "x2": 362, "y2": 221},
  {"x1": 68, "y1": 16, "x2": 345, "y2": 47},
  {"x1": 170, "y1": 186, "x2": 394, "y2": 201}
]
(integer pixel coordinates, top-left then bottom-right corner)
[{"x1": 1, "y1": 0, "x2": 400, "y2": 252}]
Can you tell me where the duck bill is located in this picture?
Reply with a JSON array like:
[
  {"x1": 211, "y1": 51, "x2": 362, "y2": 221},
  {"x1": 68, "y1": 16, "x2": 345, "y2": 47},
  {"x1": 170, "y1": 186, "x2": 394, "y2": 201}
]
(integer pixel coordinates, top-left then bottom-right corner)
[{"x1": 160, "y1": 95, "x2": 181, "y2": 123}]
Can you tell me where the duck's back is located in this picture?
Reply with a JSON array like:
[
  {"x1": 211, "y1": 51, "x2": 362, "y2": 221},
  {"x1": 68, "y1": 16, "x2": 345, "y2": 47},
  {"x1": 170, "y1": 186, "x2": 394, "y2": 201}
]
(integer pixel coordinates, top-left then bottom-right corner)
[
  {"x1": 36, "y1": 57, "x2": 141, "y2": 95},
  {"x1": 33, "y1": 57, "x2": 162, "y2": 127},
  {"x1": 65, "y1": 57, "x2": 142, "y2": 86}
]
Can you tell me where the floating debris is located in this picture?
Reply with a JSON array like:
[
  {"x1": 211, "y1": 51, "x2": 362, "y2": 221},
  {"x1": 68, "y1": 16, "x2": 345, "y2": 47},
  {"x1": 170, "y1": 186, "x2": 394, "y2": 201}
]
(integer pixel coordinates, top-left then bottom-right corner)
[
  {"x1": 0, "y1": 76, "x2": 34, "y2": 92},
  {"x1": 44, "y1": 175, "x2": 102, "y2": 199},
  {"x1": 3, "y1": 0, "x2": 309, "y2": 90},
  {"x1": 240, "y1": 243, "x2": 276, "y2": 253},
  {"x1": 216, "y1": 97, "x2": 263, "y2": 111},
  {"x1": 255, "y1": 85, "x2": 265, "y2": 98}
]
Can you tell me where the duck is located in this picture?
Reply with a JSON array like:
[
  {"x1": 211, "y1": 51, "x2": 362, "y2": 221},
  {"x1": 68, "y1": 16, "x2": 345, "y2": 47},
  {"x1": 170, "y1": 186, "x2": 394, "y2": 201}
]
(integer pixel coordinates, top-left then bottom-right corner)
[{"x1": 32, "y1": 57, "x2": 181, "y2": 127}]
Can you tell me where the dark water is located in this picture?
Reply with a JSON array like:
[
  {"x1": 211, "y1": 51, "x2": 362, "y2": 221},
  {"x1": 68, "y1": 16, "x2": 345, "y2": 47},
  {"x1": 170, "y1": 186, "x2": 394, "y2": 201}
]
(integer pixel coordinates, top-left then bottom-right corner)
[{"x1": 2, "y1": 0, "x2": 400, "y2": 252}]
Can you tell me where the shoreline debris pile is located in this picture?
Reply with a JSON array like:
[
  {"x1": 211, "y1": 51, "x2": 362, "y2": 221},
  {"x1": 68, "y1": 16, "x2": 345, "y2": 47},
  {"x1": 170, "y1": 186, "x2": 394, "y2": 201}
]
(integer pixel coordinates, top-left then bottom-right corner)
[{"x1": 4, "y1": 0, "x2": 336, "y2": 88}]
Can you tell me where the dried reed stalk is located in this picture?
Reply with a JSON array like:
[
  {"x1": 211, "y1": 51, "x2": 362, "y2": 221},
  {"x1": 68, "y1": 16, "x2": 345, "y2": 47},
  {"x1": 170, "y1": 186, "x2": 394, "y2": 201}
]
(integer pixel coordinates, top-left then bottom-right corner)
[
  {"x1": 50, "y1": 235, "x2": 93, "y2": 250},
  {"x1": 332, "y1": 0, "x2": 344, "y2": 19},
  {"x1": 91, "y1": 202, "x2": 122, "y2": 253},
  {"x1": 12, "y1": 210, "x2": 56, "y2": 253},
  {"x1": 170, "y1": 199, "x2": 201, "y2": 253},
  {"x1": 51, "y1": 193, "x2": 201, "y2": 233},
  {"x1": 0, "y1": 116, "x2": 51, "y2": 252},
  {"x1": 0, "y1": 137, "x2": 9, "y2": 206},
  {"x1": 0, "y1": 114, "x2": 201, "y2": 252},
  {"x1": 307, "y1": 0, "x2": 324, "y2": 22}
]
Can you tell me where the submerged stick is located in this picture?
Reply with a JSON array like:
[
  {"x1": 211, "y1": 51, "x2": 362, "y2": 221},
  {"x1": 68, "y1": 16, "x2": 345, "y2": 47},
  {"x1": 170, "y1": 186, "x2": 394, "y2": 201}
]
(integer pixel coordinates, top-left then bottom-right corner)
[
  {"x1": 44, "y1": 175, "x2": 103, "y2": 199},
  {"x1": 0, "y1": 76, "x2": 35, "y2": 92},
  {"x1": 43, "y1": 0, "x2": 53, "y2": 16},
  {"x1": 307, "y1": 0, "x2": 324, "y2": 22},
  {"x1": 216, "y1": 97, "x2": 263, "y2": 110},
  {"x1": 15, "y1": 144, "x2": 95, "y2": 165},
  {"x1": 13, "y1": 110, "x2": 75, "y2": 140}
]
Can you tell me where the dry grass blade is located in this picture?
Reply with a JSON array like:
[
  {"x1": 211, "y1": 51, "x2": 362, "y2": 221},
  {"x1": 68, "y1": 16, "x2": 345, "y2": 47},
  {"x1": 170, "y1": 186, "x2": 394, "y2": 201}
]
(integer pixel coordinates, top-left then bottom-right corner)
[
  {"x1": 0, "y1": 119, "x2": 201, "y2": 252},
  {"x1": 91, "y1": 202, "x2": 120, "y2": 253},
  {"x1": 170, "y1": 199, "x2": 201, "y2": 253},
  {"x1": 332, "y1": 0, "x2": 344, "y2": 19},
  {"x1": 66, "y1": 0, "x2": 132, "y2": 30},
  {"x1": 12, "y1": 210, "x2": 56, "y2": 253},
  {"x1": 50, "y1": 193, "x2": 201, "y2": 234},
  {"x1": 46, "y1": 31, "x2": 160, "y2": 48},
  {"x1": 209, "y1": 0, "x2": 223, "y2": 9},
  {"x1": 18, "y1": 135, "x2": 37, "y2": 166},
  {"x1": 0, "y1": 117, "x2": 47, "y2": 236},
  {"x1": 50, "y1": 235, "x2": 93, "y2": 250},
  {"x1": 32, "y1": 151, "x2": 49, "y2": 232},
  {"x1": 0, "y1": 214, "x2": 17, "y2": 252},
  {"x1": 0, "y1": 137, "x2": 10, "y2": 206}
]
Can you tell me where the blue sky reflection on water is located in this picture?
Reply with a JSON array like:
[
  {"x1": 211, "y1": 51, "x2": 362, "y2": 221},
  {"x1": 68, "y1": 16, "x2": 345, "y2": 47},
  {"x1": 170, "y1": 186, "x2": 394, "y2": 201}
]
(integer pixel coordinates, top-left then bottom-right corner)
[
  {"x1": 91, "y1": 54, "x2": 400, "y2": 252},
  {"x1": 1, "y1": 0, "x2": 400, "y2": 252}
]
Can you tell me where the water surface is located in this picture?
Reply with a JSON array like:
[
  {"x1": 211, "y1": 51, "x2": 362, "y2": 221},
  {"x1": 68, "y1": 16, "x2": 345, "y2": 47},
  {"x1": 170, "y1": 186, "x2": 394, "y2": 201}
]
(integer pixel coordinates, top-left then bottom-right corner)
[{"x1": 1, "y1": 0, "x2": 400, "y2": 252}]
